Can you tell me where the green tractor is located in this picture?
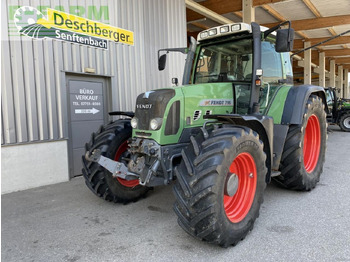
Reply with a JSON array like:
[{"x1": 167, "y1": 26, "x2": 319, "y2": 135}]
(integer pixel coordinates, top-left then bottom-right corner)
[
  {"x1": 325, "y1": 87, "x2": 350, "y2": 132},
  {"x1": 82, "y1": 21, "x2": 328, "y2": 247}
]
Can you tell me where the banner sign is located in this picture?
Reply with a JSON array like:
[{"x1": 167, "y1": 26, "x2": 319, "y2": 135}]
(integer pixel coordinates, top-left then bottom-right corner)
[{"x1": 14, "y1": 6, "x2": 134, "y2": 49}]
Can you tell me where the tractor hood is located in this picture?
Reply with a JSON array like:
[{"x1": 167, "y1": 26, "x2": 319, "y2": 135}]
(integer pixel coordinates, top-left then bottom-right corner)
[{"x1": 132, "y1": 82, "x2": 235, "y2": 145}]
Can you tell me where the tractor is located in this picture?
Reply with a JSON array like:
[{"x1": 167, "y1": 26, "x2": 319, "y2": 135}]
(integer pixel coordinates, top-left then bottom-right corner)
[
  {"x1": 82, "y1": 21, "x2": 327, "y2": 247},
  {"x1": 325, "y1": 87, "x2": 350, "y2": 132}
]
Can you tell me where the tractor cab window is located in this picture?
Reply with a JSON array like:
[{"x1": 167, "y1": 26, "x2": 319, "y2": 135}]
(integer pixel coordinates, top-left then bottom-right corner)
[
  {"x1": 325, "y1": 89, "x2": 334, "y2": 109},
  {"x1": 259, "y1": 40, "x2": 284, "y2": 113},
  {"x1": 194, "y1": 38, "x2": 253, "y2": 84}
]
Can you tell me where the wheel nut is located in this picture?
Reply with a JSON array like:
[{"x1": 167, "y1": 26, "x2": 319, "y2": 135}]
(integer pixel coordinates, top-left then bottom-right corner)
[{"x1": 249, "y1": 173, "x2": 253, "y2": 178}]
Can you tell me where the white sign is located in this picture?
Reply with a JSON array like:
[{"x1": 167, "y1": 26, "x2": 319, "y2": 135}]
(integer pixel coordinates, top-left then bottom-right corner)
[{"x1": 75, "y1": 108, "x2": 100, "y2": 114}]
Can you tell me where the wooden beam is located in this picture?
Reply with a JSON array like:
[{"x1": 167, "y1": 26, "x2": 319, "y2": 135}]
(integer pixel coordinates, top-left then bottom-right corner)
[
  {"x1": 187, "y1": 0, "x2": 242, "y2": 22},
  {"x1": 186, "y1": 0, "x2": 284, "y2": 22},
  {"x1": 328, "y1": 28, "x2": 349, "y2": 49},
  {"x1": 243, "y1": 0, "x2": 255, "y2": 23},
  {"x1": 186, "y1": 0, "x2": 233, "y2": 24},
  {"x1": 334, "y1": 58, "x2": 350, "y2": 65},
  {"x1": 324, "y1": 49, "x2": 350, "y2": 57},
  {"x1": 299, "y1": 49, "x2": 350, "y2": 60},
  {"x1": 293, "y1": 67, "x2": 305, "y2": 73},
  {"x1": 190, "y1": 22, "x2": 209, "y2": 30},
  {"x1": 261, "y1": 4, "x2": 284, "y2": 20},
  {"x1": 262, "y1": 15, "x2": 350, "y2": 31},
  {"x1": 293, "y1": 36, "x2": 350, "y2": 50},
  {"x1": 302, "y1": 0, "x2": 348, "y2": 49},
  {"x1": 302, "y1": 0, "x2": 321, "y2": 17},
  {"x1": 343, "y1": 64, "x2": 350, "y2": 70},
  {"x1": 260, "y1": 5, "x2": 309, "y2": 40},
  {"x1": 234, "y1": 11, "x2": 243, "y2": 18}
]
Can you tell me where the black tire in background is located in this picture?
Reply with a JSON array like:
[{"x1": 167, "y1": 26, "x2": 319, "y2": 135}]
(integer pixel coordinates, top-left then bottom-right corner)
[
  {"x1": 274, "y1": 95, "x2": 327, "y2": 191},
  {"x1": 339, "y1": 113, "x2": 350, "y2": 132},
  {"x1": 173, "y1": 126, "x2": 267, "y2": 247},
  {"x1": 82, "y1": 120, "x2": 149, "y2": 203}
]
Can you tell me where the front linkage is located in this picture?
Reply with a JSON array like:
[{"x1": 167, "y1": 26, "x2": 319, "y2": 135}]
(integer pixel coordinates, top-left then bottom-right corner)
[{"x1": 86, "y1": 137, "x2": 187, "y2": 187}]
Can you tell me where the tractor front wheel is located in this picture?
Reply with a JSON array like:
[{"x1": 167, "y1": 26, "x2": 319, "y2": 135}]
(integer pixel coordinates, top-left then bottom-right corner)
[
  {"x1": 274, "y1": 95, "x2": 327, "y2": 190},
  {"x1": 82, "y1": 120, "x2": 149, "y2": 203},
  {"x1": 173, "y1": 126, "x2": 267, "y2": 247},
  {"x1": 339, "y1": 113, "x2": 350, "y2": 132}
]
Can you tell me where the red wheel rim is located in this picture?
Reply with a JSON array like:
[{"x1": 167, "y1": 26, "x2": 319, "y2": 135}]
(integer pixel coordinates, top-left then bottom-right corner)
[
  {"x1": 303, "y1": 114, "x2": 321, "y2": 173},
  {"x1": 114, "y1": 141, "x2": 139, "y2": 187},
  {"x1": 224, "y1": 152, "x2": 257, "y2": 223}
]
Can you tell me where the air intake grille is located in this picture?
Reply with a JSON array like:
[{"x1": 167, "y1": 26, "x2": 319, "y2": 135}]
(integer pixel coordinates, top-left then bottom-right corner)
[{"x1": 193, "y1": 110, "x2": 202, "y2": 121}]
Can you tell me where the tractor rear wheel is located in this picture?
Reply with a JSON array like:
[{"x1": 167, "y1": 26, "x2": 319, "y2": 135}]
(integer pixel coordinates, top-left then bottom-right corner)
[
  {"x1": 339, "y1": 113, "x2": 350, "y2": 132},
  {"x1": 274, "y1": 95, "x2": 327, "y2": 190},
  {"x1": 82, "y1": 120, "x2": 149, "y2": 203},
  {"x1": 173, "y1": 126, "x2": 267, "y2": 247}
]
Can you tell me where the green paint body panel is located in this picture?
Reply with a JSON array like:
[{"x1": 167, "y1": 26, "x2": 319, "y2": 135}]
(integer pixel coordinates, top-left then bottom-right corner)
[
  {"x1": 340, "y1": 100, "x2": 350, "y2": 109},
  {"x1": 132, "y1": 81, "x2": 293, "y2": 144},
  {"x1": 132, "y1": 82, "x2": 234, "y2": 145},
  {"x1": 131, "y1": 32, "x2": 296, "y2": 145},
  {"x1": 132, "y1": 88, "x2": 185, "y2": 145},
  {"x1": 265, "y1": 85, "x2": 292, "y2": 124},
  {"x1": 182, "y1": 83, "x2": 234, "y2": 127}
]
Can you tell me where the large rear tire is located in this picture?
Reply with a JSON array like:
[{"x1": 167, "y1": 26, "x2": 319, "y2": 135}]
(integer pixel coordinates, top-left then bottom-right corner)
[
  {"x1": 173, "y1": 126, "x2": 267, "y2": 247},
  {"x1": 339, "y1": 113, "x2": 350, "y2": 132},
  {"x1": 274, "y1": 95, "x2": 327, "y2": 190},
  {"x1": 82, "y1": 120, "x2": 149, "y2": 203}
]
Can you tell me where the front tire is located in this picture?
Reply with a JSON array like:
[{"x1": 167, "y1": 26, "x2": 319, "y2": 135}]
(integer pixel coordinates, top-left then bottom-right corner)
[
  {"x1": 274, "y1": 95, "x2": 327, "y2": 190},
  {"x1": 173, "y1": 126, "x2": 267, "y2": 247},
  {"x1": 339, "y1": 113, "x2": 350, "y2": 132},
  {"x1": 82, "y1": 120, "x2": 149, "y2": 203}
]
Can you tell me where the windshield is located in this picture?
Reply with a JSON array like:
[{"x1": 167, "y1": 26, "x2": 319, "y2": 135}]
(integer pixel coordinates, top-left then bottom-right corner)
[{"x1": 194, "y1": 38, "x2": 253, "y2": 84}]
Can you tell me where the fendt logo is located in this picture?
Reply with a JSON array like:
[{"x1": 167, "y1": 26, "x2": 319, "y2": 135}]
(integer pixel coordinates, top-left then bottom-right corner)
[
  {"x1": 12, "y1": 6, "x2": 134, "y2": 49},
  {"x1": 136, "y1": 104, "x2": 153, "y2": 109}
]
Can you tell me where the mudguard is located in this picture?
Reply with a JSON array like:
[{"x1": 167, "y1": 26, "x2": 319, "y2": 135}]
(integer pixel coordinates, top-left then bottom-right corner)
[
  {"x1": 281, "y1": 85, "x2": 328, "y2": 125},
  {"x1": 204, "y1": 114, "x2": 273, "y2": 183}
]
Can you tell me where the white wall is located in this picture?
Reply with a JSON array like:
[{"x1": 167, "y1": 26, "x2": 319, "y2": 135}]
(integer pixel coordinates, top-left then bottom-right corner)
[{"x1": 1, "y1": 141, "x2": 69, "y2": 194}]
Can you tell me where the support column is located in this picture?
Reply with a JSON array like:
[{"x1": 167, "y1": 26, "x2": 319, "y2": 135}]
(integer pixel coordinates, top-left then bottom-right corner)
[
  {"x1": 344, "y1": 69, "x2": 349, "y2": 99},
  {"x1": 330, "y1": 60, "x2": 336, "y2": 87},
  {"x1": 243, "y1": 0, "x2": 255, "y2": 23},
  {"x1": 319, "y1": 52, "x2": 325, "y2": 87},
  {"x1": 304, "y1": 42, "x2": 312, "y2": 85},
  {"x1": 338, "y1": 66, "x2": 343, "y2": 98}
]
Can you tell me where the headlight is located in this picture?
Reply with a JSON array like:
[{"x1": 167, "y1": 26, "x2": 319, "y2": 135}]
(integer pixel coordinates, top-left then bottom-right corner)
[
  {"x1": 131, "y1": 117, "x2": 138, "y2": 128},
  {"x1": 150, "y1": 118, "x2": 162, "y2": 130}
]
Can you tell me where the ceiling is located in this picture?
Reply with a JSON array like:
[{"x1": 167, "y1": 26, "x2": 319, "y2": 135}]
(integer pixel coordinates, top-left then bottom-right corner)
[{"x1": 185, "y1": 0, "x2": 350, "y2": 78}]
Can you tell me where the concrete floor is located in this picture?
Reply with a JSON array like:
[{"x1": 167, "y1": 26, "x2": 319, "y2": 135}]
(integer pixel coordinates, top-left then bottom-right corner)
[{"x1": 2, "y1": 125, "x2": 350, "y2": 262}]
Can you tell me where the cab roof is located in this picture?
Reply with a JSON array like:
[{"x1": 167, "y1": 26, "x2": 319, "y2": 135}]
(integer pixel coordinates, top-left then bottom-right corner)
[{"x1": 197, "y1": 23, "x2": 272, "y2": 42}]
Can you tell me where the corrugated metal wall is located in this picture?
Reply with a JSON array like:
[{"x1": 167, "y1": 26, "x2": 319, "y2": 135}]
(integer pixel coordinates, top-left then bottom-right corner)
[{"x1": 1, "y1": 0, "x2": 186, "y2": 145}]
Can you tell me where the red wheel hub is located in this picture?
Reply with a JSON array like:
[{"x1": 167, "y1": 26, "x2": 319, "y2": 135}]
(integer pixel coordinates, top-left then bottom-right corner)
[
  {"x1": 303, "y1": 114, "x2": 321, "y2": 173},
  {"x1": 114, "y1": 141, "x2": 139, "y2": 187},
  {"x1": 224, "y1": 152, "x2": 257, "y2": 223}
]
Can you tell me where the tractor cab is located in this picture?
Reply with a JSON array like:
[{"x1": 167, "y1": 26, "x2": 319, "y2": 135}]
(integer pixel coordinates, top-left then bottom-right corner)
[{"x1": 193, "y1": 23, "x2": 294, "y2": 115}]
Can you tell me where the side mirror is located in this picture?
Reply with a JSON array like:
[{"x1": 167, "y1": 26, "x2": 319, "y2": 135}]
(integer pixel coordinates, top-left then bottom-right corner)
[
  {"x1": 275, "y1": 28, "x2": 295, "y2": 52},
  {"x1": 158, "y1": 54, "x2": 167, "y2": 71}
]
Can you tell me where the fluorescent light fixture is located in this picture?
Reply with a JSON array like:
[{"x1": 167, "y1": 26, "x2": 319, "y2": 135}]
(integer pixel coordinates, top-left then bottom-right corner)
[
  {"x1": 231, "y1": 24, "x2": 241, "y2": 31},
  {"x1": 220, "y1": 26, "x2": 229, "y2": 33},
  {"x1": 208, "y1": 28, "x2": 217, "y2": 36},
  {"x1": 200, "y1": 31, "x2": 209, "y2": 39}
]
